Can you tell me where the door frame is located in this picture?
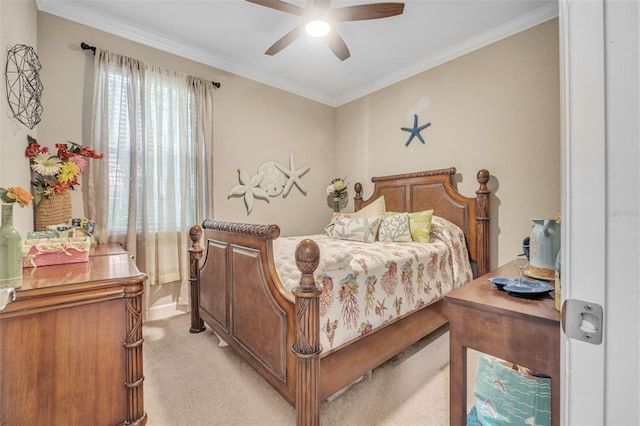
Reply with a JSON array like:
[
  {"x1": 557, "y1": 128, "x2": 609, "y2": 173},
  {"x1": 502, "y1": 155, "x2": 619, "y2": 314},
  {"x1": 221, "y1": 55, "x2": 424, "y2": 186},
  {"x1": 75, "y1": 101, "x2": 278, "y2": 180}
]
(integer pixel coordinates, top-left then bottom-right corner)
[{"x1": 559, "y1": 0, "x2": 606, "y2": 424}]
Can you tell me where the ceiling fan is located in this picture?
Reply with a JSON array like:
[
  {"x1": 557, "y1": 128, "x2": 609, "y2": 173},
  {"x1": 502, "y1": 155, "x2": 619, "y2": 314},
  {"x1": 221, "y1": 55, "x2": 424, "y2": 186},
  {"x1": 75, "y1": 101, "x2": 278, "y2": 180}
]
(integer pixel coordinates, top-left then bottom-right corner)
[{"x1": 246, "y1": 0, "x2": 405, "y2": 61}]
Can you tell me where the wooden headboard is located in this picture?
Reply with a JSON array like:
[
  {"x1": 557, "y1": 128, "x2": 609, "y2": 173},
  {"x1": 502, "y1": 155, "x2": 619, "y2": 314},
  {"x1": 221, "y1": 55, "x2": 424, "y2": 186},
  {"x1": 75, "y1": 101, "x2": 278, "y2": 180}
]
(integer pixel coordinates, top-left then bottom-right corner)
[{"x1": 354, "y1": 167, "x2": 490, "y2": 276}]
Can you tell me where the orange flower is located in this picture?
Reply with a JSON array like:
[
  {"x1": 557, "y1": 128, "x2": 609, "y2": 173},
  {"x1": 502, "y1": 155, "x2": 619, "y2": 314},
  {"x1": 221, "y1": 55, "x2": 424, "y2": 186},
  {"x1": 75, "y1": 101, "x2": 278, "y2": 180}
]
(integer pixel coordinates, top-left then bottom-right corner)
[
  {"x1": 79, "y1": 146, "x2": 104, "y2": 159},
  {"x1": 9, "y1": 186, "x2": 34, "y2": 207},
  {"x1": 0, "y1": 186, "x2": 34, "y2": 207},
  {"x1": 51, "y1": 181, "x2": 71, "y2": 194}
]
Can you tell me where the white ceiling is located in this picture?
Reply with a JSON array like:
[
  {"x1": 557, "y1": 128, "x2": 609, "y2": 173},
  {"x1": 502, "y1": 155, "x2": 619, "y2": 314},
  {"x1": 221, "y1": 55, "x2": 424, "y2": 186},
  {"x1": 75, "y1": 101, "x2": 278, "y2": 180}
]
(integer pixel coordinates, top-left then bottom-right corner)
[{"x1": 36, "y1": 0, "x2": 558, "y2": 107}]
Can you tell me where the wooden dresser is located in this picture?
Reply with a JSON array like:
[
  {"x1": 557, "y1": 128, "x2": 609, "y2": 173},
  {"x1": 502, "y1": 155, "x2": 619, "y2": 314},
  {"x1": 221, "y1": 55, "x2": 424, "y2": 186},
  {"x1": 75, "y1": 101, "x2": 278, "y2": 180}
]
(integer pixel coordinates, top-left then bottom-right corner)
[{"x1": 0, "y1": 244, "x2": 148, "y2": 425}]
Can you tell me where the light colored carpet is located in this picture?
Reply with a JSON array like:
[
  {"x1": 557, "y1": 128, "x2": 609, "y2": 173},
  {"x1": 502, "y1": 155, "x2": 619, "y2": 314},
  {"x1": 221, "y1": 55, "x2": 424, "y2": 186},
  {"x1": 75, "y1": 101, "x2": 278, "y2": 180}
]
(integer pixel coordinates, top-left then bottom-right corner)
[{"x1": 143, "y1": 314, "x2": 478, "y2": 426}]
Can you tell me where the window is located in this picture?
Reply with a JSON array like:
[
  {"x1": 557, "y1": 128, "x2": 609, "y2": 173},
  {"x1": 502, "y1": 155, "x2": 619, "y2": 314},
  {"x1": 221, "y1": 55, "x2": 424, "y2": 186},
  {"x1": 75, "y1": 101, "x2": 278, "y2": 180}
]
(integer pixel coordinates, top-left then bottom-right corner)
[{"x1": 88, "y1": 51, "x2": 214, "y2": 294}]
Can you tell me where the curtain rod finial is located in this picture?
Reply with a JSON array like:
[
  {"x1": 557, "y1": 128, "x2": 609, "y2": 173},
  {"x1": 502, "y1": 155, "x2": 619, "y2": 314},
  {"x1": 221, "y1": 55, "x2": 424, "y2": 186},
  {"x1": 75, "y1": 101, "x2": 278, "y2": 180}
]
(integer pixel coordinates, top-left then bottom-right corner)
[{"x1": 81, "y1": 42, "x2": 96, "y2": 54}]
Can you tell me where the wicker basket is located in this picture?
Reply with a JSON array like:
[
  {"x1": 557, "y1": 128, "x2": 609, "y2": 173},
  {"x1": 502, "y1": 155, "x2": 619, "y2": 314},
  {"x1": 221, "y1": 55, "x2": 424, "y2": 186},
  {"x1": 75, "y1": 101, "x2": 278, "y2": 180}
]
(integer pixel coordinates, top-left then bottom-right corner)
[{"x1": 35, "y1": 191, "x2": 72, "y2": 231}]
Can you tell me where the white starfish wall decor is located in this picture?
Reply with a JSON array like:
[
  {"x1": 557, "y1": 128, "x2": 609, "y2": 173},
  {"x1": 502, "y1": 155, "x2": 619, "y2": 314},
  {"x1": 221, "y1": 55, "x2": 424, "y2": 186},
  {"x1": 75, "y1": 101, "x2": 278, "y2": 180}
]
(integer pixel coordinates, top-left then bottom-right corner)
[
  {"x1": 229, "y1": 155, "x2": 311, "y2": 213},
  {"x1": 228, "y1": 168, "x2": 269, "y2": 214},
  {"x1": 275, "y1": 154, "x2": 310, "y2": 196}
]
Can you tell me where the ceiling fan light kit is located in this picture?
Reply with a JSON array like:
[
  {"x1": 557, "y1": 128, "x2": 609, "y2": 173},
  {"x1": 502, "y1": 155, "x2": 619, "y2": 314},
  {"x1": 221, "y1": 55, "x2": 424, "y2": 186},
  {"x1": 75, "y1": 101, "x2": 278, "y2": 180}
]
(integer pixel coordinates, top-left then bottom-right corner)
[
  {"x1": 305, "y1": 19, "x2": 331, "y2": 37},
  {"x1": 247, "y1": 0, "x2": 405, "y2": 60}
]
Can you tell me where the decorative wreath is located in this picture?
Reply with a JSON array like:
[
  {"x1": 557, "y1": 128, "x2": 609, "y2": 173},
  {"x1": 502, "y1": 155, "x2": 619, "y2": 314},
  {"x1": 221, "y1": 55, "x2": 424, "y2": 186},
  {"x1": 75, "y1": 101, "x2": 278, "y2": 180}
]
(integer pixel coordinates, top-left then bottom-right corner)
[{"x1": 5, "y1": 44, "x2": 43, "y2": 129}]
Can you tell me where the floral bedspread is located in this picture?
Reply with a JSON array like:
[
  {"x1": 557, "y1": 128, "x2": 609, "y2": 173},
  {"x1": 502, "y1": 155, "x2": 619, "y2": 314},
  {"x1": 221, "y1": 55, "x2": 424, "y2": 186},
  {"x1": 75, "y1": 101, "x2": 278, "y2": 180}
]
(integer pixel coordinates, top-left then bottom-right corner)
[{"x1": 274, "y1": 216, "x2": 473, "y2": 352}]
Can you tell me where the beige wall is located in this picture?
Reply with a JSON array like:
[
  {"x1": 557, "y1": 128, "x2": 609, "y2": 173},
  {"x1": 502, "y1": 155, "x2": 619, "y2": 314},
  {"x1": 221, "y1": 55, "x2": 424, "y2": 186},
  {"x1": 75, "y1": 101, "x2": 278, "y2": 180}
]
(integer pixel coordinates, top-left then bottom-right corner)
[
  {"x1": 335, "y1": 19, "x2": 560, "y2": 268},
  {"x1": 1, "y1": 0, "x2": 38, "y2": 234},
  {"x1": 4, "y1": 8, "x2": 559, "y2": 315}
]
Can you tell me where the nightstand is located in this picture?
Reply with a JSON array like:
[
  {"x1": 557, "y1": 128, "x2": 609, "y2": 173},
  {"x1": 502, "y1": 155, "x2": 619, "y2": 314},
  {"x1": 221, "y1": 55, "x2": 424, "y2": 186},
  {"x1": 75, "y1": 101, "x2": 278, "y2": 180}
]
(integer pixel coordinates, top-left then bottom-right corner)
[{"x1": 446, "y1": 263, "x2": 561, "y2": 426}]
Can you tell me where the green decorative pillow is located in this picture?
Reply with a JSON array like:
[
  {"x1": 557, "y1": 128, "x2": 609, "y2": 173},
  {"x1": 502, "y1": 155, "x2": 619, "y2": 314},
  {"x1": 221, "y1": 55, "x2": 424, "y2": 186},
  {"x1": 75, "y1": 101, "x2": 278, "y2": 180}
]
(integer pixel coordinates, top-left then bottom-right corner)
[
  {"x1": 378, "y1": 212, "x2": 412, "y2": 242},
  {"x1": 408, "y1": 209, "x2": 433, "y2": 242},
  {"x1": 331, "y1": 216, "x2": 382, "y2": 243}
]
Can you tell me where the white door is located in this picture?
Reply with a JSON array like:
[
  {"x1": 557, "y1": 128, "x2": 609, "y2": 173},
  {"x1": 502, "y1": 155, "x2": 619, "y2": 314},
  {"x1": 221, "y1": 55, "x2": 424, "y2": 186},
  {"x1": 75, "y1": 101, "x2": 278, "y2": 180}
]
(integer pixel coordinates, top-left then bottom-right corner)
[{"x1": 560, "y1": 0, "x2": 640, "y2": 425}]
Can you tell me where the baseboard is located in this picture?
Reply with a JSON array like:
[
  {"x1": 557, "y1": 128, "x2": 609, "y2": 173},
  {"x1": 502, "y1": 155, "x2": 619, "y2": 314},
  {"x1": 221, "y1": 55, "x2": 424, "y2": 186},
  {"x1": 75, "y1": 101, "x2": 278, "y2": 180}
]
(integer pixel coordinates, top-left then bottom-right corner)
[{"x1": 145, "y1": 302, "x2": 188, "y2": 322}]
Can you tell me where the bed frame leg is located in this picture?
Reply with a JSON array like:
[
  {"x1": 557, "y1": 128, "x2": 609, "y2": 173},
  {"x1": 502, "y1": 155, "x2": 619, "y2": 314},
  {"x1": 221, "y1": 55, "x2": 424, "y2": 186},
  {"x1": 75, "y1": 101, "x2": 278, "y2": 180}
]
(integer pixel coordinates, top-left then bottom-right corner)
[
  {"x1": 189, "y1": 225, "x2": 206, "y2": 333},
  {"x1": 292, "y1": 239, "x2": 322, "y2": 426}
]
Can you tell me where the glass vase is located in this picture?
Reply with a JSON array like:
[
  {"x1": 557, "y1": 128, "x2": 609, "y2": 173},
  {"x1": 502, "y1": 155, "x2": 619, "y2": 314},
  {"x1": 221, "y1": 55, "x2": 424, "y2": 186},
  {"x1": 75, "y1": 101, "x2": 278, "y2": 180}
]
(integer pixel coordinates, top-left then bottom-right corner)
[
  {"x1": 333, "y1": 197, "x2": 341, "y2": 212},
  {"x1": 0, "y1": 204, "x2": 23, "y2": 289}
]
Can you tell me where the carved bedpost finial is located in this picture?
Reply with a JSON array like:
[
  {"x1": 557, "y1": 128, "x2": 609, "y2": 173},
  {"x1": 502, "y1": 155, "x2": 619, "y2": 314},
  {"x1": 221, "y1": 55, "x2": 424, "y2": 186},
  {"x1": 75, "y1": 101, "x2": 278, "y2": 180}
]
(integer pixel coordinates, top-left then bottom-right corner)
[
  {"x1": 295, "y1": 239, "x2": 320, "y2": 291},
  {"x1": 354, "y1": 182, "x2": 363, "y2": 212},
  {"x1": 475, "y1": 169, "x2": 490, "y2": 203},
  {"x1": 354, "y1": 182, "x2": 363, "y2": 196},
  {"x1": 189, "y1": 225, "x2": 202, "y2": 249},
  {"x1": 476, "y1": 169, "x2": 489, "y2": 189}
]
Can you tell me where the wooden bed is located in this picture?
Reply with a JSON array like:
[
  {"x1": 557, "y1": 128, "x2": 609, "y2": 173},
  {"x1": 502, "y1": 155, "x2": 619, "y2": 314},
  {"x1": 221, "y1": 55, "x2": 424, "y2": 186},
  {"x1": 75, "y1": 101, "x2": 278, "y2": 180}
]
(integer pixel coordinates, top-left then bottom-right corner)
[{"x1": 188, "y1": 167, "x2": 490, "y2": 425}]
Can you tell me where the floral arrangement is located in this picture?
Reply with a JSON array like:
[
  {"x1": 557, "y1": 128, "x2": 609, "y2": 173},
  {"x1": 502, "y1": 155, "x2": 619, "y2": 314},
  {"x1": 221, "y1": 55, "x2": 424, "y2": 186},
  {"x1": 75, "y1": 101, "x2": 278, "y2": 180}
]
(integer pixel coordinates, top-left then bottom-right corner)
[
  {"x1": 25, "y1": 135, "x2": 103, "y2": 204},
  {"x1": 0, "y1": 186, "x2": 34, "y2": 207},
  {"x1": 326, "y1": 177, "x2": 348, "y2": 199}
]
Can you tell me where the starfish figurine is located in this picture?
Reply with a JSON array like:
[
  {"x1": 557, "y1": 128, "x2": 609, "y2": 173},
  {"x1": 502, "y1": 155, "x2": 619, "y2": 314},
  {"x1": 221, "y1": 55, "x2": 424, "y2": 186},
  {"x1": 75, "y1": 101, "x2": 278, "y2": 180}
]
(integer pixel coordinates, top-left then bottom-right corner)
[
  {"x1": 228, "y1": 168, "x2": 269, "y2": 214},
  {"x1": 401, "y1": 114, "x2": 431, "y2": 146},
  {"x1": 275, "y1": 154, "x2": 310, "y2": 196}
]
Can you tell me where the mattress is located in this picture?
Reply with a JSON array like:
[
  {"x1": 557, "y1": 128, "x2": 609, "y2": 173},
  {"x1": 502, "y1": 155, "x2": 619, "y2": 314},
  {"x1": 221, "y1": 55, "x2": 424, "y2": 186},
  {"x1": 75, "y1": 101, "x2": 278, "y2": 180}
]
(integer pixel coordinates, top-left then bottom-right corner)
[{"x1": 274, "y1": 216, "x2": 473, "y2": 351}]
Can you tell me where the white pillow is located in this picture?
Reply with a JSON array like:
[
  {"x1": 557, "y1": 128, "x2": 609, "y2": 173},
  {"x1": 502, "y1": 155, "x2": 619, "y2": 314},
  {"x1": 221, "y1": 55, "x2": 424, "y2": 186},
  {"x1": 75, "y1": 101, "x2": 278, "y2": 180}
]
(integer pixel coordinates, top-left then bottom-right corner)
[
  {"x1": 331, "y1": 216, "x2": 382, "y2": 243},
  {"x1": 324, "y1": 196, "x2": 385, "y2": 236},
  {"x1": 324, "y1": 212, "x2": 346, "y2": 236},
  {"x1": 350, "y1": 196, "x2": 386, "y2": 218},
  {"x1": 378, "y1": 212, "x2": 412, "y2": 242}
]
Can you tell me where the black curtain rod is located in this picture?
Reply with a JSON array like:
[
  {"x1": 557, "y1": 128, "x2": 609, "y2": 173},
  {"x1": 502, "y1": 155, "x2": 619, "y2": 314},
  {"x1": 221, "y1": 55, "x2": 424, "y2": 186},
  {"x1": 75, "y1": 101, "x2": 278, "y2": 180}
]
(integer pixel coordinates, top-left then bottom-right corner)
[{"x1": 81, "y1": 42, "x2": 221, "y2": 88}]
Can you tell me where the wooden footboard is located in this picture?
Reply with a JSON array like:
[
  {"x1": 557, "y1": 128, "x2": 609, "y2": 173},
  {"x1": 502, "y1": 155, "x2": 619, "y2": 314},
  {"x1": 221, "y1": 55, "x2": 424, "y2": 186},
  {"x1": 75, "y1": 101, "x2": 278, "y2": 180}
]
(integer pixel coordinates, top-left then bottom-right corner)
[
  {"x1": 189, "y1": 167, "x2": 491, "y2": 426},
  {"x1": 189, "y1": 222, "x2": 301, "y2": 403}
]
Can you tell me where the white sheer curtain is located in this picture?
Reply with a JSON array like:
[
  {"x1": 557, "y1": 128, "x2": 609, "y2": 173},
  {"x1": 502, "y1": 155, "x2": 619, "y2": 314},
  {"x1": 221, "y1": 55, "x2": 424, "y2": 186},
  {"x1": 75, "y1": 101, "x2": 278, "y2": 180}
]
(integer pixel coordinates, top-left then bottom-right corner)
[{"x1": 86, "y1": 49, "x2": 214, "y2": 316}]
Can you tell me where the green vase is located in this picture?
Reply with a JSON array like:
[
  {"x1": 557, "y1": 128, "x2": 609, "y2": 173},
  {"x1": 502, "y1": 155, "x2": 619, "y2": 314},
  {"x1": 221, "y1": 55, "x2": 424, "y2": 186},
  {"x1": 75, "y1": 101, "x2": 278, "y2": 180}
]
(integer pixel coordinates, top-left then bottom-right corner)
[
  {"x1": 333, "y1": 197, "x2": 341, "y2": 212},
  {"x1": 0, "y1": 204, "x2": 22, "y2": 289}
]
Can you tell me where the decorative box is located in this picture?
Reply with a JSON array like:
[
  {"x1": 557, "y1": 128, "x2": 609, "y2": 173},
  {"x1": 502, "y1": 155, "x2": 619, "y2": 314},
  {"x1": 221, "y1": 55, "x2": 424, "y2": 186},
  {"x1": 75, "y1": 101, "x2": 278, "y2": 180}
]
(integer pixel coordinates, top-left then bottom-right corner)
[{"x1": 22, "y1": 237, "x2": 91, "y2": 268}]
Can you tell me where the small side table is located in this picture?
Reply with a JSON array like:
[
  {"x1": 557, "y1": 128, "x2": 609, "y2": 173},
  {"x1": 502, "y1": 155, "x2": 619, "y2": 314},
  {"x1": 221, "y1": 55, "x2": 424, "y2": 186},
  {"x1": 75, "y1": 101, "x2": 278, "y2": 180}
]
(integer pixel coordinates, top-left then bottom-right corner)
[{"x1": 446, "y1": 263, "x2": 561, "y2": 426}]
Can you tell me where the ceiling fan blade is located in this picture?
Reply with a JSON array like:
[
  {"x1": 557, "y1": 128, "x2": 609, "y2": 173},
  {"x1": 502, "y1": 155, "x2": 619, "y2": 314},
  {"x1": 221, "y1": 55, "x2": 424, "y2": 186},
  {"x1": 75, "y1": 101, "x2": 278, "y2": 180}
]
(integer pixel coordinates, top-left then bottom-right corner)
[
  {"x1": 331, "y1": 3, "x2": 405, "y2": 22},
  {"x1": 325, "y1": 30, "x2": 350, "y2": 61},
  {"x1": 265, "y1": 25, "x2": 306, "y2": 56},
  {"x1": 246, "y1": 0, "x2": 304, "y2": 16}
]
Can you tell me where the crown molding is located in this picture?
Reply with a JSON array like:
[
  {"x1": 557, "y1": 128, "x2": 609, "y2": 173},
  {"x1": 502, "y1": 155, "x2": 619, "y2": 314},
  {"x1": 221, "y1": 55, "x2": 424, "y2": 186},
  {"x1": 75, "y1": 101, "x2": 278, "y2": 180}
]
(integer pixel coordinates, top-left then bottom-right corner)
[
  {"x1": 334, "y1": 2, "x2": 559, "y2": 106},
  {"x1": 35, "y1": 0, "x2": 337, "y2": 106},
  {"x1": 36, "y1": 0, "x2": 558, "y2": 108}
]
